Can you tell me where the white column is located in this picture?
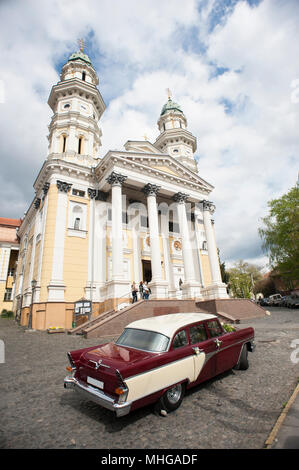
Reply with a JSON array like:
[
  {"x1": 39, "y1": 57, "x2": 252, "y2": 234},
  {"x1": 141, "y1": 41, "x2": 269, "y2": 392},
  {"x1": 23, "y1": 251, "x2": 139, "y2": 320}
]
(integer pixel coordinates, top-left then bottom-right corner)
[
  {"x1": 106, "y1": 172, "x2": 130, "y2": 300},
  {"x1": 202, "y1": 200, "x2": 228, "y2": 299},
  {"x1": 174, "y1": 192, "x2": 201, "y2": 298},
  {"x1": 143, "y1": 184, "x2": 162, "y2": 282},
  {"x1": 202, "y1": 201, "x2": 222, "y2": 284},
  {"x1": 47, "y1": 180, "x2": 71, "y2": 301},
  {"x1": 142, "y1": 184, "x2": 168, "y2": 298},
  {"x1": 35, "y1": 183, "x2": 49, "y2": 302},
  {"x1": 161, "y1": 206, "x2": 176, "y2": 298},
  {"x1": 128, "y1": 203, "x2": 142, "y2": 284}
]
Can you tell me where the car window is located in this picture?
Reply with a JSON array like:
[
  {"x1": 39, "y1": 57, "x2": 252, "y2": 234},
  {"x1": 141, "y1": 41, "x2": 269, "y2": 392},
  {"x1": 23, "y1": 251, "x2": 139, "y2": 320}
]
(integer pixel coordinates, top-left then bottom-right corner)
[
  {"x1": 172, "y1": 329, "x2": 188, "y2": 350},
  {"x1": 116, "y1": 328, "x2": 170, "y2": 352},
  {"x1": 189, "y1": 324, "x2": 208, "y2": 344},
  {"x1": 206, "y1": 320, "x2": 223, "y2": 338}
]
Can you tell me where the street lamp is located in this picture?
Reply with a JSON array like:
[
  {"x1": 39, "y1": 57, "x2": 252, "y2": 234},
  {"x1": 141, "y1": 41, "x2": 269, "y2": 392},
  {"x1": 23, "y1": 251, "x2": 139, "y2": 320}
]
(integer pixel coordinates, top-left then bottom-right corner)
[{"x1": 28, "y1": 279, "x2": 37, "y2": 329}]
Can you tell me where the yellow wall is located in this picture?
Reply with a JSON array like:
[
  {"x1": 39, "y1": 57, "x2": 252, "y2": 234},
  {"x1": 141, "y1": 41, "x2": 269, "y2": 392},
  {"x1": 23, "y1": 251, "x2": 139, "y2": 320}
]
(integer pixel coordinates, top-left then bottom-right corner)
[{"x1": 200, "y1": 253, "x2": 212, "y2": 286}]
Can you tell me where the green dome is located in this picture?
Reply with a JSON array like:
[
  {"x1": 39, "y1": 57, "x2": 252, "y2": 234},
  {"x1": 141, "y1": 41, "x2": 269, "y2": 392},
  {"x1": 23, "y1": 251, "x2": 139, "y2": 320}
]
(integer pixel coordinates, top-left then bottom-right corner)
[
  {"x1": 68, "y1": 50, "x2": 91, "y2": 65},
  {"x1": 160, "y1": 98, "x2": 183, "y2": 116}
]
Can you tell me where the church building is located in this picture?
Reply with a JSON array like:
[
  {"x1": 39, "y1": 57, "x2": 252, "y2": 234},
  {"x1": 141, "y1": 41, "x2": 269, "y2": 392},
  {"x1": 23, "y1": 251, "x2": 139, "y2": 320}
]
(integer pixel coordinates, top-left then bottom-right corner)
[{"x1": 14, "y1": 47, "x2": 228, "y2": 330}]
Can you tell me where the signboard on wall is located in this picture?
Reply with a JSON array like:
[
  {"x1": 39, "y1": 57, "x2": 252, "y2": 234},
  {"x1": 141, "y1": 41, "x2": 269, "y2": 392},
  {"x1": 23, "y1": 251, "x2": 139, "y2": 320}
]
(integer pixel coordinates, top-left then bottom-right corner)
[{"x1": 74, "y1": 299, "x2": 91, "y2": 316}]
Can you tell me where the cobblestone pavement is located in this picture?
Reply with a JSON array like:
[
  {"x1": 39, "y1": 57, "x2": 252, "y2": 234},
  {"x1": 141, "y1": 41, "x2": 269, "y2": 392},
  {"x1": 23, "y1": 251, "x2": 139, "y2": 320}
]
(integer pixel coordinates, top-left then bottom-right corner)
[{"x1": 0, "y1": 308, "x2": 299, "y2": 449}]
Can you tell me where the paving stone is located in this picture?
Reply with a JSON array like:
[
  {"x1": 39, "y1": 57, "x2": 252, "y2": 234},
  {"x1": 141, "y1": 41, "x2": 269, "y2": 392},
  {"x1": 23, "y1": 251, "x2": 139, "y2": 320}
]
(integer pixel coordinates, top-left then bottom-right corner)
[{"x1": 0, "y1": 308, "x2": 298, "y2": 449}]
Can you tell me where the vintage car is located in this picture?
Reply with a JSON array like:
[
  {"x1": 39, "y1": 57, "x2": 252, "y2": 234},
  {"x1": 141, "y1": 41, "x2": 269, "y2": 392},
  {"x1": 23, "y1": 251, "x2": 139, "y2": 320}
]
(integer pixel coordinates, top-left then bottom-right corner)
[{"x1": 64, "y1": 313, "x2": 255, "y2": 417}]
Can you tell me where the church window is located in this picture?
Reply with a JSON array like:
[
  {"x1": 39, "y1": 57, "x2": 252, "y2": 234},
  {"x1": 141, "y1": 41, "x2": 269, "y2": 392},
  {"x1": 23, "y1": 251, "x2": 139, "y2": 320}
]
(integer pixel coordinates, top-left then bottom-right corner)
[
  {"x1": 173, "y1": 148, "x2": 179, "y2": 153},
  {"x1": 82, "y1": 71, "x2": 86, "y2": 81},
  {"x1": 72, "y1": 189, "x2": 85, "y2": 197},
  {"x1": 74, "y1": 218, "x2": 80, "y2": 230},
  {"x1": 62, "y1": 135, "x2": 67, "y2": 152},
  {"x1": 122, "y1": 212, "x2": 128, "y2": 224},
  {"x1": 202, "y1": 241, "x2": 207, "y2": 250},
  {"x1": 163, "y1": 123, "x2": 166, "y2": 131},
  {"x1": 63, "y1": 103, "x2": 70, "y2": 109},
  {"x1": 78, "y1": 137, "x2": 83, "y2": 154},
  {"x1": 141, "y1": 215, "x2": 149, "y2": 228}
]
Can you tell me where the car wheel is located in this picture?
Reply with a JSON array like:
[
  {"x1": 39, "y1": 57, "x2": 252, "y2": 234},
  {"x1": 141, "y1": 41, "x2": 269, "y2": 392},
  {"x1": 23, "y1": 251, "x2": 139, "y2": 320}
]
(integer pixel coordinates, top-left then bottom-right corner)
[
  {"x1": 234, "y1": 345, "x2": 249, "y2": 370},
  {"x1": 159, "y1": 383, "x2": 185, "y2": 412}
]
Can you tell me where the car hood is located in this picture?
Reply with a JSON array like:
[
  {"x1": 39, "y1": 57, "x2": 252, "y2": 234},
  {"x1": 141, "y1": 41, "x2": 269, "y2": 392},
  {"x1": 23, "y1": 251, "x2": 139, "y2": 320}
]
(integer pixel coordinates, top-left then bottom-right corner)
[{"x1": 81, "y1": 342, "x2": 154, "y2": 368}]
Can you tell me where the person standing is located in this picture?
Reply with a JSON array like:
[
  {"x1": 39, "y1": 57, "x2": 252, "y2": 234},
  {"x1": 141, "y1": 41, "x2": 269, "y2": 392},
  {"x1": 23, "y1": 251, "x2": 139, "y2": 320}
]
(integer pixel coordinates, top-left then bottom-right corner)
[
  {"x1": 143, "y1": 281, "x2": 150, "y2": 300},
  {"x1": 139, "y1": 281, "x2": 144, "y2": 299},
  {"x1": 131, "y1": 282, "x2": 138, "y2": 303}
]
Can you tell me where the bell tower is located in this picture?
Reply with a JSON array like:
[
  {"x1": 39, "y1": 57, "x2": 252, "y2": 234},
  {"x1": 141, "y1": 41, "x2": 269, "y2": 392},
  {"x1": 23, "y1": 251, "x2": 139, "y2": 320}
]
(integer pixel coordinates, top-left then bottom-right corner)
[
  {"x1": 154, "y1": 91, "x2": 198, "y2": 172},
  {"x1": 47, "y1": 42, "x2": 106, "y2": 167}
]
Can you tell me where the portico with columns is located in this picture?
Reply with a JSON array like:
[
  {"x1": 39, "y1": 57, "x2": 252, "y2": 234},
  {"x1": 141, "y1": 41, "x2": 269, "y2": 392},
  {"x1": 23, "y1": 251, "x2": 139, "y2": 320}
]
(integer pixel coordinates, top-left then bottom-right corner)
[{"x1": 14, "y1": 46, "x2": 228, "y2": 330}]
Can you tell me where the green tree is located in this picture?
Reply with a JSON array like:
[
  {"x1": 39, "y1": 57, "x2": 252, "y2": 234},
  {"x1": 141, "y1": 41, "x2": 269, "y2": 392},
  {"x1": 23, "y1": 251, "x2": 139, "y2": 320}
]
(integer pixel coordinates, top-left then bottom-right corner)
[
  {"x1": 258, "y1": 185, "x2": 299, "y2": 283},
  {"x1": 227, "y1": 260, "x2": 262, "y2": 299}
]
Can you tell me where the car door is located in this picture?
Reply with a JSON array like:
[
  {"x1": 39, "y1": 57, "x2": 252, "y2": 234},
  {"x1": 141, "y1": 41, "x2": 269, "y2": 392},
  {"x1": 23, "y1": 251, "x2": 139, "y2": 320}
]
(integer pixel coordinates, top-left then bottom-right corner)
[
  {"x1": 188, "y1": 322, "x2": 216, "y2": 384},
  {"x1": 206, "y1": 319, "x2": 237, "y2": 375}
]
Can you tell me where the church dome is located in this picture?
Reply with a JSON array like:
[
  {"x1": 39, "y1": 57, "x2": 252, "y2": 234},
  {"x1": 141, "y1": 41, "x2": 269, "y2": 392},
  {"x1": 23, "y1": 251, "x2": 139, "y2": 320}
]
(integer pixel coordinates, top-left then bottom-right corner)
[
  {"x1": 68, "y1": 50, "x2": 92, "y2": 65},
  {"x1": 160, "y1": 98, "x2": 183, "y2": 116}
]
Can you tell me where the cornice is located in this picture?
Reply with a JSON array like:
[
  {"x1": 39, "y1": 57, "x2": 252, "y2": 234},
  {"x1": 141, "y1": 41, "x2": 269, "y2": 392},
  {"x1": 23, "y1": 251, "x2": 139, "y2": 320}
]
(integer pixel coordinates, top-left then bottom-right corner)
[{"x1": 48, "y1": 79, "x2": 105, "y2": 118}]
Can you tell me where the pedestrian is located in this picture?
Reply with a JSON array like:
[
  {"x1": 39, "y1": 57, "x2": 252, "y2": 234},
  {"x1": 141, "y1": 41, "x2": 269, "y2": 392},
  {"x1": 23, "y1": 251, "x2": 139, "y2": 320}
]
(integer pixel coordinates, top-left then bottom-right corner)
[
  {"x1": 131, "y1": 282, "x2": 138, "y2": 303},
  {"x1": 139, "y1": 281, "x2": 144, "y2": 299},
  {"x1": 143, "y1": 281, "x2": 150, "y2": 300}
]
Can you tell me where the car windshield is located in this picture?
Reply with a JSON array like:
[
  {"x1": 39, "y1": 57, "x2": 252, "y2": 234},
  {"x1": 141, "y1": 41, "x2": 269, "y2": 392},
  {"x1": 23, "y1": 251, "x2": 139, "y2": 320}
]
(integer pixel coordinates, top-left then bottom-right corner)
[{"x1": 115, "y1": 328, "x2": 170, "y2": 352}]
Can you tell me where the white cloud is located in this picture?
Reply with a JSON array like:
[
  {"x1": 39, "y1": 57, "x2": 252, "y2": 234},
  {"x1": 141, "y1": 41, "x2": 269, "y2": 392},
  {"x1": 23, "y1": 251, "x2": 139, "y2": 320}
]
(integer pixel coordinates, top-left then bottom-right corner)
[{"x1": 0, "y1": 0, "x2": 298, "y2": 271}]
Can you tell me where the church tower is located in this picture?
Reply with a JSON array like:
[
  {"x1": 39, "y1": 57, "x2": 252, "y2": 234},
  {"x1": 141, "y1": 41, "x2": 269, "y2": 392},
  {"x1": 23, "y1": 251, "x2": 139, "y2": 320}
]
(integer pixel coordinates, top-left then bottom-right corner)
[
  {"x1": 47, "y1": 44, "x2": 106, "y2": 167},
  {"x1": 154, "y1": 93, "x2": 198, "y2": 173}
]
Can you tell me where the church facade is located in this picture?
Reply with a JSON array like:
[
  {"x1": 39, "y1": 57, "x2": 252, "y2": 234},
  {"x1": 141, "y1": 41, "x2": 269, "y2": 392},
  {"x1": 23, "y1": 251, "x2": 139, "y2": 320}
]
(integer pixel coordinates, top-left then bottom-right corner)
[{"x1": 14, "y1": 48, "x2": 228, "y2": 330}]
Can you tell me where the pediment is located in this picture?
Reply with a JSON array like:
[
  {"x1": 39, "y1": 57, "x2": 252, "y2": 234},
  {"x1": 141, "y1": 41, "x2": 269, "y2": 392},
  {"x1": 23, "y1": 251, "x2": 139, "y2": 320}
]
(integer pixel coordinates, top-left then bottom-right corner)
[
  {"x1": 124, "y1": 140, "x2": 161, "y2": 154},
  {"x1": 118, "y1": 152, "x2": 214, "y2": 192}
]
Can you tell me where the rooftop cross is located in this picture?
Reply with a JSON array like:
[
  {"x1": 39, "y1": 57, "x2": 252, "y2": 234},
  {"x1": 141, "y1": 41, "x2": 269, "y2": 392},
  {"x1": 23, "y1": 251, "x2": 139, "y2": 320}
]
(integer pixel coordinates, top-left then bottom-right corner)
[
  {"x1": 166, "y1": 88, "x2": 172, "y2": 100},
  {"x1": 78, "y1": 38, "x2": 85, "y2": 53}
]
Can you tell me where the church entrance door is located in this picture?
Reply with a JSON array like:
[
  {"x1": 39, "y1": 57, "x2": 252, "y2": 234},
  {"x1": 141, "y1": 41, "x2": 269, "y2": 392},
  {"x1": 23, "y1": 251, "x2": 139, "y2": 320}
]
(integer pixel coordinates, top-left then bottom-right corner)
[{"x1": 142, "y1": 260, "x2": 152, "y2": 283}]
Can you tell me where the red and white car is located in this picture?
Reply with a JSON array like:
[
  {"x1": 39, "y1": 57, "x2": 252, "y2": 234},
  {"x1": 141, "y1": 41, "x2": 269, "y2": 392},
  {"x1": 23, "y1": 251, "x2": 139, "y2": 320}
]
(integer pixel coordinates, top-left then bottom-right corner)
[{"x1": 64, "y1": 313, "x2": 255, "y2": 417}]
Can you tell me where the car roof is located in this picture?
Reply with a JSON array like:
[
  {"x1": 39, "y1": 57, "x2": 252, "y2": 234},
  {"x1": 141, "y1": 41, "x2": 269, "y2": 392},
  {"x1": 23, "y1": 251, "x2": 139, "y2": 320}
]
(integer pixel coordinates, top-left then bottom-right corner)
[{"x1": 126, "y1": 312, "x2": 217, "y2": 338}]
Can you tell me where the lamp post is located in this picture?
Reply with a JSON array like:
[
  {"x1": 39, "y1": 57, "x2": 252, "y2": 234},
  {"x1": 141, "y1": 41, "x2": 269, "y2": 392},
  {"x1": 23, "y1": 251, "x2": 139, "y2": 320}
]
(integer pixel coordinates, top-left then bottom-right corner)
[{"x1": 28, "y1": 279, "x2": 37, "y2": 329}]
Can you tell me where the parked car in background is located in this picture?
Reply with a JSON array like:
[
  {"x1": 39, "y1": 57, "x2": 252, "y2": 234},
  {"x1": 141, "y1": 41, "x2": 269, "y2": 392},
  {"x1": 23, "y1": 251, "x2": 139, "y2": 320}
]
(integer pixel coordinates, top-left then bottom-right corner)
[
  {"x1": 269, "y1": 294, "x2": 283, "y2": 306},
  {"x1": 64, "y1": 313, "x2": 255, "y2": 417},
  {"x1": 286, "y1": 295, "x2": 299, "y2": 309},
  {"x1": 260, "y1": 298, "x2": 270, "y2": 307}
]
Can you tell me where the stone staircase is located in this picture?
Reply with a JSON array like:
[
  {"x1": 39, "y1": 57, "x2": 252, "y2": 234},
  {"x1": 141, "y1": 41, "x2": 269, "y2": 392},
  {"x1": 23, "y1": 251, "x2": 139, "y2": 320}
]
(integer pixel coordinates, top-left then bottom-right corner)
[{"x1": 67, "y1": 297, "x2": 267, "y2": 340}]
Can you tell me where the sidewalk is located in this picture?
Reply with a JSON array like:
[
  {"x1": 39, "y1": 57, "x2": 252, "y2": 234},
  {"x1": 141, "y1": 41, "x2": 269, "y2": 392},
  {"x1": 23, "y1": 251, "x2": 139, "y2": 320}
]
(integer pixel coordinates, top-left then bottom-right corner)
[{"x1": 265, "y1": 383, "x2": 299, "y2": 449}]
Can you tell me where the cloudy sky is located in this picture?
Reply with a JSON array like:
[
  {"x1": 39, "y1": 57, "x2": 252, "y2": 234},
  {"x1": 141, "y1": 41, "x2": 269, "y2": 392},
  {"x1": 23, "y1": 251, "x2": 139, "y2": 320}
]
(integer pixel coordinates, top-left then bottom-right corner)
[{"x1": 0, "y1": 0, "x2": 298, "y2": 269}]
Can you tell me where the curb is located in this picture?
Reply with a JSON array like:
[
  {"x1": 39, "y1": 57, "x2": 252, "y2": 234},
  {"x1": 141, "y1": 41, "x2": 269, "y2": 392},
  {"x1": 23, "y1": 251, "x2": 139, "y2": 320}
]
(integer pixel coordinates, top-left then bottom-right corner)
[{"x1": 264, "y1": 382, "x2": 299, "y2": 448}]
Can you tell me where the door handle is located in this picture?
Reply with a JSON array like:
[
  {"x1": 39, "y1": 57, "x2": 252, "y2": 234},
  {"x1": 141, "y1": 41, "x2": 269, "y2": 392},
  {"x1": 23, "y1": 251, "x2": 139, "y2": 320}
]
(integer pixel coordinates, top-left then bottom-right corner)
[
  {"x1": 193, "y1": 347, "x2": 204, "y2": 355},
  {"x1": 214, "y1": 338, "x2": 222, "y2": 349}
]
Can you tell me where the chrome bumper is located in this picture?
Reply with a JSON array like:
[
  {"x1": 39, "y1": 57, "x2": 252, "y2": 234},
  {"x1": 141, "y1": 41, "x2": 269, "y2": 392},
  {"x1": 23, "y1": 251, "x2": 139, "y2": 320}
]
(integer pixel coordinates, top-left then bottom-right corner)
[{"x1": 64, "y1": 376, "x2": 132, "y2": 417}]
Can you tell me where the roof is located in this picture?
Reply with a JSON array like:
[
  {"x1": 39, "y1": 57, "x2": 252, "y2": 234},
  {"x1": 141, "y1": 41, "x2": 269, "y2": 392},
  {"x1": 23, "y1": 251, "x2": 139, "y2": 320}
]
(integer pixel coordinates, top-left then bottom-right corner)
[
  {"x1": 126, "y1": 313, "x2": 216, "y2": 337},
  {"x1": 0, "y1": 217, "x2": 22, "y2": 227},
  {"x1": 68, "y1": 50, "x2": 92, "y2": 65},
  {"x1": 161, "y1": 98, "x2": 183, "y2": 116}
]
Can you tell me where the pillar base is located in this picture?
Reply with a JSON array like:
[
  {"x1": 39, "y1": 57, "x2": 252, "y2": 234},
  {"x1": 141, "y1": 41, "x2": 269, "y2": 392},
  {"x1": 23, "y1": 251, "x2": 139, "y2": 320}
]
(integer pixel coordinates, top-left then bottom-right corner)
[
  {"x1": 148, "y1": 280, "x2": 169, "y2": 299},
  {"x1": 181, "y1": 281, "x2": 202, "y2": 300},
  {"x1": 47, "y1": 280, "x2": 66, "y2": 302},
  {"x1": 106, "y1": 279, "x2": 131, "y2": 302},
  {"x1": 201, "y1": 282, "x2": 228, "y2": 300}
]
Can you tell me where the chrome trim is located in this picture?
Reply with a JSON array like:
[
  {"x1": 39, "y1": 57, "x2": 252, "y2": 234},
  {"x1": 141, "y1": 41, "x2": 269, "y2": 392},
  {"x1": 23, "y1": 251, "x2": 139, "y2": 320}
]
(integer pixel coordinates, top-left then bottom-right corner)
[{"x1": 63, "y1": 376, "x2": 132, "y2": 417}]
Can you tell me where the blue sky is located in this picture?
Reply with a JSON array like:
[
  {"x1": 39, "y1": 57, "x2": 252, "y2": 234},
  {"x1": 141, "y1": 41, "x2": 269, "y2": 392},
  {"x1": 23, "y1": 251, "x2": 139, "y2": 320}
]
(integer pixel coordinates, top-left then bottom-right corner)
[{"x1": 0, "y1": 0, "x2": 298, "y2": 269}]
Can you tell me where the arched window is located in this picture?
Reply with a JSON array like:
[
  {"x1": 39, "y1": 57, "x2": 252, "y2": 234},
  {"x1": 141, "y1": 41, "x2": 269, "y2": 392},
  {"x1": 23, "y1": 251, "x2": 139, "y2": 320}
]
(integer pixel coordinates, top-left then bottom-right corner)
[
  {"x1": 82, "y1": 71, "x2": 86, "y2": 81},
  {"x1": 74, "y1": 217, "x2": 80, "y2": 230},
  {"x1": 202, "y1": 241, "x2": 207, "y2": 250},
  {"x1": 72, "y1": 205, "x2": 83, "y2": 230},
  {"x1": 62, "y1": 135, "x2": 67, "y2": 152},
  {"x1": 78, "y1": 137, "x2": 83, "y2": 154}
]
